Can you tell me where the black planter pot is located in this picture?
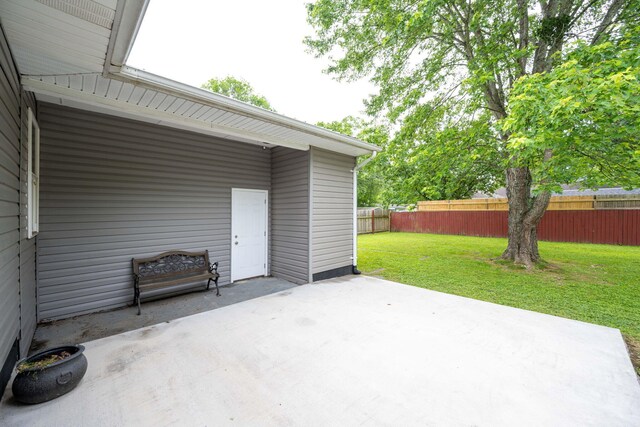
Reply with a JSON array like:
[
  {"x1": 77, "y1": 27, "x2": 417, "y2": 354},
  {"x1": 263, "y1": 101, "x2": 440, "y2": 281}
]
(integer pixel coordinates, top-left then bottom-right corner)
[{"x1": 12, "y1": 345, "x2": 88, "y2": 404}]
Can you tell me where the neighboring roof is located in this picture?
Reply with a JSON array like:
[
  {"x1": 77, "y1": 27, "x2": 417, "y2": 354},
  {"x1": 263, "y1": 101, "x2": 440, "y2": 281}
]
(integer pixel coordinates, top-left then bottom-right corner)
[
  {"x1": 558, "y1": 187, "x2": 640, "y2": 196},
  {"x1": 0, "y1": 0, "x2": 379, "y2": 156}
]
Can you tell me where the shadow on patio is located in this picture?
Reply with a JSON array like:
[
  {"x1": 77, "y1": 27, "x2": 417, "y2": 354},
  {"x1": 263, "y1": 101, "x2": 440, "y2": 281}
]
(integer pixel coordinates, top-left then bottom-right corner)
[{"x1": 29, "y1": 277, "x2": 297, "y2": 354}]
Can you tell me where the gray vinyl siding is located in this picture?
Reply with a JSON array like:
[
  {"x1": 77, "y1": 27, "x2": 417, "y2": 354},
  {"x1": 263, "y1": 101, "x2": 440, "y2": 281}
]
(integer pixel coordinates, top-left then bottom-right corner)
[
  {"x1": 270, "y1": 147, "x2": 309, "y2": 284},
  {"x1": 37, "y1": 103, "x2": 271, "y2": 320},
  {"x1": 310, "y1": 147, "x2": 355, "y2": 274},
  {"x1": 0, "y1": 25, "x2": 21, "y2": 363},
  {"x1": 19, "y1": 91, "x2": 37, "y2": 355}
]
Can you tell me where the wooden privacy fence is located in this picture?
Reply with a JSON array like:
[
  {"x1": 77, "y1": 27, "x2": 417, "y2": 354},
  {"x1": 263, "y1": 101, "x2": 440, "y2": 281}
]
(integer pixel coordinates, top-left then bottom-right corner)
[
  {"x1": 357, "y1": 208, "x2": 390, "y2": 234},
  {"x1": 390, "y1": 210, "x2": 640, "y2": 245},
  {"x1": 417, "y1": 194, "x2": 640, "y2": 211}
]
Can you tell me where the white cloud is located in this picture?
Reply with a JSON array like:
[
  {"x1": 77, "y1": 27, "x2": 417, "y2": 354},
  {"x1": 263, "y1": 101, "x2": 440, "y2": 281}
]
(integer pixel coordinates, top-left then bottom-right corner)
[{"x1": 127, "y1": 0, "x2": 376, "y2": 124}]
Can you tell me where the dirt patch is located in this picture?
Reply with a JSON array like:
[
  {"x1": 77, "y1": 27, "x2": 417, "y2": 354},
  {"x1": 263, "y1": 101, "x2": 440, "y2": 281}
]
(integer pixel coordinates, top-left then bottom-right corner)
[
  {"x1": 623, "y1": 335, "x2": 640, "y2": 377},
  {"x1": 28, "y1": 338, "x2": 49, "y2": 353},
  {"x1": 480, "y1": 257, "x2": 612, "y2": 287},
  {"x1": 295, "y1": 317, "x2": 316, "y2": 327},
  {"x1": 485, "y1": 257, "x2": 555, "y2": 271},
  {"x1": 106, "y1": 345, "x2": 149, "y2": 374},
  {"x1": 139, "y1": 327, "x2": 156, "y2": 338}
]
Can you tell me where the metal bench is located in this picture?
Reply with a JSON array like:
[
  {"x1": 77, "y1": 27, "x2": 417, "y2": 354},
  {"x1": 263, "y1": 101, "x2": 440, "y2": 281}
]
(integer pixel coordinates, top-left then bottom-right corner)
[{"x1": 132, "y1": 250, "x2": 219, "y2": 315}]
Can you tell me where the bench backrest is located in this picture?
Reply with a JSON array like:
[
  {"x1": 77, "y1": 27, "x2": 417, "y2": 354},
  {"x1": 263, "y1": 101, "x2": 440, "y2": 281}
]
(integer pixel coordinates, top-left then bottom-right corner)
[{"x1": 132, "y1": 250, "x2": 210, "y2": 283}]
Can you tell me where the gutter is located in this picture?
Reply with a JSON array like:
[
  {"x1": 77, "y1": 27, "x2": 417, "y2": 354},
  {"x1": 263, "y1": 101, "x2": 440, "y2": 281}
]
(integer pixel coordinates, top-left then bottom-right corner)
[
  {"x1": 351, "y1": 151, "x2": 378, "y2": 274},
  {"x1": 104, "y1": 0, "x2": 150, "y2": 77},
  {"x1": 354, "y1": 151, "x2": 378, "y2": 172},
  {"x1": 112, "y1": 66, "x2": 381, "y2": 155}
]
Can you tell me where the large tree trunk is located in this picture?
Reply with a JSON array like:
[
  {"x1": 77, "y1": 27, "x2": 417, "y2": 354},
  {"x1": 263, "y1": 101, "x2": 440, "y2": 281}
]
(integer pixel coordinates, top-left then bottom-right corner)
[{"x1": 501, "y1": 167, "x2": 551, "y2": 268}]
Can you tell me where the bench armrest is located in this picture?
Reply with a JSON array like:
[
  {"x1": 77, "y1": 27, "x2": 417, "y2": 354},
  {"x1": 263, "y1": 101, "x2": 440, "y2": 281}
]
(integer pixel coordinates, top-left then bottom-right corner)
[{"x1": 208, "y1": 261, "x2": 219, "y2": 275}]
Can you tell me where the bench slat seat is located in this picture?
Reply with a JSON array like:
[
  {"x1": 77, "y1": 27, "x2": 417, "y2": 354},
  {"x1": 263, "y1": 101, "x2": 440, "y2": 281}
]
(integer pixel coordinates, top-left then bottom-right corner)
[
  {"x1": 132, "y1": 250, "x2": 219, "y2": 315},
  {"x1": 138, "y1": 273, "x2": 216, "y2": 291}
]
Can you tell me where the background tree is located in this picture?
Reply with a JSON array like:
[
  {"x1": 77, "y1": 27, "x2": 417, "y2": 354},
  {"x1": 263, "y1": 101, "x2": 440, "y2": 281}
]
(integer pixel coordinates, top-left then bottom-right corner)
[
  {"x1": 306, "y1": 0, "x2": 639, "y2": 267},
  {"x1": 318, "y1": 110, "x2": 503, "y2": 206},
  {"x1": 202, "y1": 76, "x2": 275, "y2": 111},
  {"x1": 382, "y1": 103, "x2": 503, "y2": 204}
]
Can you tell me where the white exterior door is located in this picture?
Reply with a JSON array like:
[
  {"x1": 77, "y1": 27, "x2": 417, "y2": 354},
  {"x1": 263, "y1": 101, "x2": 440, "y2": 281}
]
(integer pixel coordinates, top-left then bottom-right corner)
[{"x1": 231, "y1": 188, "x2": 268, "y2": 282}]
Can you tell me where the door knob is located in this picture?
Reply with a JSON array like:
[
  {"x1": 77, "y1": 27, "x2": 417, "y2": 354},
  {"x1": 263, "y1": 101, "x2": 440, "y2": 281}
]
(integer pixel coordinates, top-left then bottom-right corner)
[{"x1": 234, "y1": 241, "x2": 238, "y2": 245}]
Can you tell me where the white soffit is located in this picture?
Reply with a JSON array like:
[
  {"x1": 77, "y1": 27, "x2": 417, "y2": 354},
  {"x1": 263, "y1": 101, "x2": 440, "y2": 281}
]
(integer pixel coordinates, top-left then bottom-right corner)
[
  {"x1": 36, "y1": 0, "x2": 115, "y2": 28},
  {"x1": 0, "y1": 0, "x2": 117, "y2": 75},
  {"x1": 114, "y1": 67, "x2": 380, "y2": 156},
  {"x1": 22, "y1": 74, "x2": 309, "y2": 150},
  {"x1": 22, "y1": 72, "x2": 379, "y2": 156}
]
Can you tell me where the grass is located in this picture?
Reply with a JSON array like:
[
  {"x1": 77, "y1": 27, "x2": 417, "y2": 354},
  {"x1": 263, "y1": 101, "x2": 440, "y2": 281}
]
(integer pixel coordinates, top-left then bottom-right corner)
[{"x1": 358, "y1": 232, "x2": 640, "y2": 374}]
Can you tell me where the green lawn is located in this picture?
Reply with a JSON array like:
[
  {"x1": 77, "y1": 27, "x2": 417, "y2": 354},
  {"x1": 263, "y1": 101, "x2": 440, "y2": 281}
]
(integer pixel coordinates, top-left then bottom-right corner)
[{"x1": 358, "y1": 232, "x2": 640, "y2": 373}]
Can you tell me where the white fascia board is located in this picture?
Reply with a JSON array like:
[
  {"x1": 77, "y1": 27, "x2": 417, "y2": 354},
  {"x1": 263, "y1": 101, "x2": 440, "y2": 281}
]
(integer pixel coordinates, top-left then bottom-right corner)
[
  {"x1": 104, "y1": 0, "x2": 150, "y2": 75},
  {"x1": 114, "y1": 66, "x2": 381, "y2": 155},
  {"x1": 22, "y1": 76, "x2": 310, "y2": 151}
]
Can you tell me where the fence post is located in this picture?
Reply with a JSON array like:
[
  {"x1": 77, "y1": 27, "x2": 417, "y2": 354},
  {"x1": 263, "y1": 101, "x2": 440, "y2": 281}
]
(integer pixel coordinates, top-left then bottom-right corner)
[{"x1": 371, "y1": 210, "x2": 375, "y2": 234}]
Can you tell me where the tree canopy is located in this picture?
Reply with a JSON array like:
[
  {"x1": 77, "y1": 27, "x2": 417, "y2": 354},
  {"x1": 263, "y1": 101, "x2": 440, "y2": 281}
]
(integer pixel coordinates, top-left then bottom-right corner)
[
  {"x1": 317, "y1": 111, "x2": 504, "y2": 206},
  {"x1": 505, "y1": 28, "x2": 640, "y2": 193},
  {"x1": 202, "y1": 76, "x2": 275, "y2": 111},
  {"x1": 384, "y1": 106, "x2": 503, "y2": 204}
]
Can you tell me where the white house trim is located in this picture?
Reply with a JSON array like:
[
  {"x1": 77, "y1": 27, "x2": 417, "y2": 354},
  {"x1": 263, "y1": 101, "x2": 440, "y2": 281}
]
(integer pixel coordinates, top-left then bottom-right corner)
[
  {"x1": 115, "y1": 66, "x2": 381, "y2": 156},
  {"x1": 22, "y1": 76, "x2": 311, "y2": 151},
  {"x1": 103, "y1": 0, "x2": 150, "y2": 75}
]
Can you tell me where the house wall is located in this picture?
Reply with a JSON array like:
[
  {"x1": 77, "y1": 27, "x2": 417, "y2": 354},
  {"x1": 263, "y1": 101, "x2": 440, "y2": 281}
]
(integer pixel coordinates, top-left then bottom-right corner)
[
  {"x1": 37, "y1": 103, "x2": 271, "y2": 320},
  {"x1": 0, "y1": 24, "x2": 38, "y2": 395},
  {"x1": 0, "y1": 24, "x2": 22, "y2": 385},
  {"x1": 270, "y1": 147, "x2": 309, "y2": 284},
  {"x1": 310, "y1": 147, "x2": 355, "y2": 279}
]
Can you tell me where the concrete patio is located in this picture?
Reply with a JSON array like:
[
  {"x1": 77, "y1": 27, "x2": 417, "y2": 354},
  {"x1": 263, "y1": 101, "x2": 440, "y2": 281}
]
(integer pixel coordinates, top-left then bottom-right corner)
[{"x1": 2, "y1": 276, "x2": 639, "y2": 426}]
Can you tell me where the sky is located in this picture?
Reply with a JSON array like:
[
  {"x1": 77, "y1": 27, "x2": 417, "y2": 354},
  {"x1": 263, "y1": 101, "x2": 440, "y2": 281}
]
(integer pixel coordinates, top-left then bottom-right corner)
[{"x1": 127, "y1": 0, "x2": 376, "y2": 125}]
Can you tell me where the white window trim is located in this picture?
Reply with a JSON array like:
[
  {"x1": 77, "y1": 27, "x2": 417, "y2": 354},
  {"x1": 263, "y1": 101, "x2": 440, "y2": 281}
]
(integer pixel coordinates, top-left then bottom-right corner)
[{"x1": 27, "y1": 107, "x2": 40, "y2": 239}]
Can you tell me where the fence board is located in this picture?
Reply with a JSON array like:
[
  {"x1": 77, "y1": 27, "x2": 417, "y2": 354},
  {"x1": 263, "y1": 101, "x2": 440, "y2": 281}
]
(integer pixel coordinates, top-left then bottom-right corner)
[
  {"x1": 357, "y1": 208, "x2": 390, "y2": 234},
  {"x1": 418, "y1": 194, "x2": 640, "y2": 212},
  {"x1": 390, "y1": 210, "x2": 640, "y2": 245},
  {"x1": 594, "y1": 195, "x2": 640, "y2": 209}
]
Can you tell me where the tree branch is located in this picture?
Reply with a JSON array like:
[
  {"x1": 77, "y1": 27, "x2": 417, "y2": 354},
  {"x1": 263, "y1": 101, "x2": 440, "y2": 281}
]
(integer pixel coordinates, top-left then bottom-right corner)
[
  {"x1": 517, "y1": 0, "x2": 529, "y2": 76},
  {"x1": 591, "y1": 0, "x2": 627, "y2": 44}
]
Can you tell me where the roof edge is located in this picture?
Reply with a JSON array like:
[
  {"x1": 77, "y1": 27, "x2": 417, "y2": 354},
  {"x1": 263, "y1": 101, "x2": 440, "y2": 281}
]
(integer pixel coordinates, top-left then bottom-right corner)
[
  {"x1": 21, "y1": 75, "x2": 311, "y2": 152},
  {"x1": 112, "y1": 66, "x2": 381, "y2": 155},
  {"x1": 104, "y1": 0, "x2": 150, "y2": 76}
]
